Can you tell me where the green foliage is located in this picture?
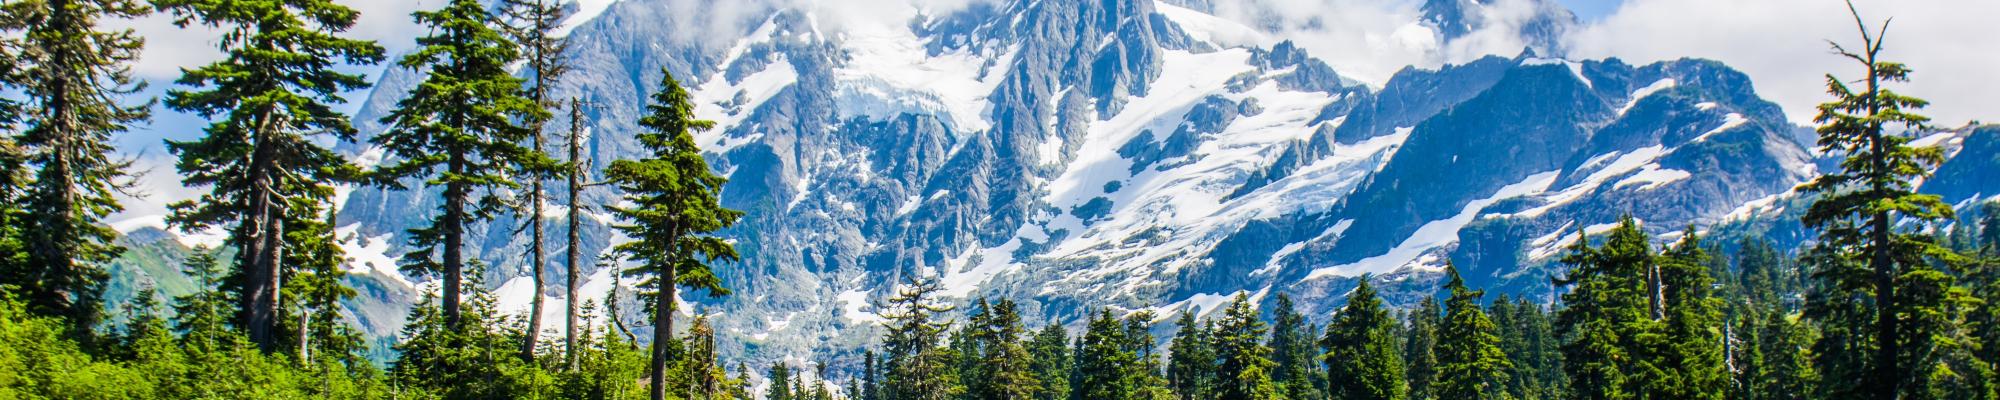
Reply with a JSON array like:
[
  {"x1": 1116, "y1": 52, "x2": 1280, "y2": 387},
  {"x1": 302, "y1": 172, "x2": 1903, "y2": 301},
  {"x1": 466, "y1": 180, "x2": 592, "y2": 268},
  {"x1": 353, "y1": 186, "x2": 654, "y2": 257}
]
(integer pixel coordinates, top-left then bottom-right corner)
[
  {"x1": 1403, "y1": 297, "x2": 1442, "y2": 400},
  {"x1": 602, "y1": 68, "x2": 740, "y2": 400},
  {"x1": 0, "y1": 0, "x2": 150, "y2": 336},
  {"x1": 1488, "y1": 296, "x2": 1562, "y2": 399},
  {"x1": 1026, "y1": 324, "x2": 1069, "y2": 400},
  {"x1": 1434, "y1": 262, "x2": 1512, "y2": 400},
  {"x1": 1213, "y1": 294, "x2": 1279, "y2": 400},
  {"x1": 369, "y1": 0, "x2": 549, "y2": 328},
  {"x1": 1322, "y1": 276, "x2": 1406, "y2": 400},
  {"x1": 152, "y1": 0, "x2": 383, "y2": 350},
  {"x1": 1796, "y1": 7, "x2": 1991, "y2": 399},
  {"x1": 1554, "y1": 219, "x2": 1650, "y2": 400},
  {"x1": 1266, "y1": 295, "x2": 1322, "y2": 400},
  {"x1": 964, "y1": 299, "x2": 1039, "y2": 400},
  {"x1": 1071, "y1": 308, "x2": 1169, "y2": 400},
  {"x1": 1166, "y1": 311, "x2": 1215, "y2": 400},
  {"x1": 880, "y1": 274, "x2": 958, "y2": 400}
]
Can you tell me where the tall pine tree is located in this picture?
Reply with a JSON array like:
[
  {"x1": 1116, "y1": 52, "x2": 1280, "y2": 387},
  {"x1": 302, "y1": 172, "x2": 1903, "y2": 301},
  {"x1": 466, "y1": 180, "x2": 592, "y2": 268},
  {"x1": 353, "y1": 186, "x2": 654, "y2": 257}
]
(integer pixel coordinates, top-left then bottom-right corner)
[
  {"x1": 0, "y1": 0, "x2": 149, "y2": 335},
  {"x1": 1026, "y1": 323, "x2": 1070, "y2": 400},
  {"x1": 1266, "y1": 294, "x2": 1321, "y2": 400},
  {"x1": 1434, "y1": 262, "x2": 1512, "y2": 400},
  {"x1": 152, "y1": 0, "x2": 383, "y2": 352},
  {"x1": 496, "y1": 0, "x2": 571, "y2": 362},
  {"x1": 1167, "y1": 311, "x2": 1216, "y2": 400},
  {"x1": 1403, "y1": 297, "x2": 1442, "y2": 400},
  {"x1": 1212, "y1": 294, "x2": 1278, "y2": 400},
  {"x1": 1797, "y1": 4, "x2": 1986, "y2": 398},
  {"x1": 1554, "y1": 219, "x2": 1651, "y2": 400},
  {"x1": 370, "y1": 0, "x2": 547, "y2": 328},
  {"x1": 1322, "y1": 276, "x2": 1406, "y2": 400},
  {"x1": 880, "y1": 273, "x2": 957, "y2": 400},
  {"x1": 604, "y1": 68, "x2": 741, "y2": 400}
]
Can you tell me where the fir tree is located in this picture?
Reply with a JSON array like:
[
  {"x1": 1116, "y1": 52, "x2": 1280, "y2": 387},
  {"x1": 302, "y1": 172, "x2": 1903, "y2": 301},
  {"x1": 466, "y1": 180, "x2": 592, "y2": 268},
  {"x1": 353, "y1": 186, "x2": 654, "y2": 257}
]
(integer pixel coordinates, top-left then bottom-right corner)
[
  {"x1": 1026, "y1": 324, "x2": 1070, "y2": 400},
  {"x1": 1167, "y1": 311, "x2": 1216, "y2": 400},
  {"x1": 496, "y1": 0, "x2": 571, "y2": 363},
  {"x1": 880, "y1": 273, "x2": 957, "y2": 400},
  {"x1": 967, "y1": 299, "x2": 1038, "y2": 400},
  {"x1": 285, "y1": 205, "x2": 366, "y2": 367},
  {"x1": 1266, "y1": 294, "x2": 1321, "y2": 400},
  {"x1": 1797, "y1": 4, "x2": 1986, "y2": 398},
  {"x1": 0, "y1": 0, "x2": 150, "y2": 335},
  {"x1": 174, "y1": 246, "x2": 234, "y2": 349},
  {"x1": 604, "y1": 68, "x2": 741, "y2": 400},
  {"x1": 369, "y1": 0, "x2": 547, "y2": 328},
  {"x1": 1749, "y1": 309, "x2": 1819, "y2": 400},
  {"x1": 1212, "y1": 294, "x2": 1279, "y2": 400},
  {"x1": 1643, "y1": 229, "x2": 1728, "y2": 399},
  {"x1": 1073, "y1": 309, "x2": 1141, "y2": 400},
  {"x1": 1554, "y1": 219, "x2": 1651, "y2": 400},
  {"x1": 1323, "y1": 276, "x2": 1406, "y2": 400},
  {"x1": 1403, "y1": 297, "x2": 1442, "y2": 400},
  {"x1": 152, "y1": 0, "x2": 382, "y2": 352},
  {"x1": 1434, "y1": 262, "x2": 1512, "y2": 400},
  {"x1": 768, "y1": 362, "x2": 795, "y2": 400}
]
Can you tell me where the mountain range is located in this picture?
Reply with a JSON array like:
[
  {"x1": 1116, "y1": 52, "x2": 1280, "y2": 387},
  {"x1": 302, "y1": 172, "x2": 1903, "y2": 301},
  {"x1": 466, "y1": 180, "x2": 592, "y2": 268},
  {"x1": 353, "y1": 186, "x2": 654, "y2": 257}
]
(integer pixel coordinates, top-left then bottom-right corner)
[{"x1": 98, "y1": 0, "x2": 2000, "y2": 374}]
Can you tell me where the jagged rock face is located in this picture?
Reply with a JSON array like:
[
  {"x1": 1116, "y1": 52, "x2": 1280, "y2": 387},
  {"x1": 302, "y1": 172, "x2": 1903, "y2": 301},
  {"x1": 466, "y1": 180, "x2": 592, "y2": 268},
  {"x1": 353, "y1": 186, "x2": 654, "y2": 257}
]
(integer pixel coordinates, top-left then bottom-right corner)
[
  {"x1": 282, "y1": 0, "x2": 1979, "y2": 375},
  {"x1": 1924, "y1": 126, "x2": 2000, "y2": 205}
]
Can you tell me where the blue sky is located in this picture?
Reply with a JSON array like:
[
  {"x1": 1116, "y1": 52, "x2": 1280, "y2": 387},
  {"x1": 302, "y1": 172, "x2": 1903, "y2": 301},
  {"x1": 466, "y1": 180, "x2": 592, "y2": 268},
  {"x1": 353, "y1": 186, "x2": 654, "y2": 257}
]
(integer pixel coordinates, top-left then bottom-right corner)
[{"x1": 1555, "y1": 0, "x2": 1622, "y2": 20}]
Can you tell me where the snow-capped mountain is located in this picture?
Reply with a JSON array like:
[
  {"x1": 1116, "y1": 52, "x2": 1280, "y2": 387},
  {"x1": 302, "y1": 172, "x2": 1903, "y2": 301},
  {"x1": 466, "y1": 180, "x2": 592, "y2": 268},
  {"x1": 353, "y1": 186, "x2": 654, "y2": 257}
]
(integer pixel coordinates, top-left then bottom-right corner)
[{"x1": 98, "y1": 0, "x2": 1997, "y2": 374}]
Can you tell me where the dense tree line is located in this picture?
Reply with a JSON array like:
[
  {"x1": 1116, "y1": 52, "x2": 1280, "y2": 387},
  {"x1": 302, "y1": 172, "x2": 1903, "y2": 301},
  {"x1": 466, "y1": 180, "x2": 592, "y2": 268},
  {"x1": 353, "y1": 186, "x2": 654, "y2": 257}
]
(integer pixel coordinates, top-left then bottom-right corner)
[{"x1": 2, "y1": 2, "x2": 1999, "y2": 400}]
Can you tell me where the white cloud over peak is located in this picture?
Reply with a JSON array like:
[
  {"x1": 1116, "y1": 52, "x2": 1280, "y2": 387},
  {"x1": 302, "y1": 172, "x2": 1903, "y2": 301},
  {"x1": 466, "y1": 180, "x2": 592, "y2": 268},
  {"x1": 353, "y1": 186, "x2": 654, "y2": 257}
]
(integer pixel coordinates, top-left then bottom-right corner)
[{"x1": 1568, "y1": 0, "x2": 2000, "y2": 126}]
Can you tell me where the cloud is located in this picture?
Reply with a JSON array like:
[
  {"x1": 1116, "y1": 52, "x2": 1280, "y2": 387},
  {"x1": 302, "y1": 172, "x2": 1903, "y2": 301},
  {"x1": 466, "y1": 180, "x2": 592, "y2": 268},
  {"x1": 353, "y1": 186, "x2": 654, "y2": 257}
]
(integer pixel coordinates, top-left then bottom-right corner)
[
  {"x1": 1567, "y1": 0, "x2": 2000, "y2": 125},
  {"x1": 1206, "y1": 0, "x2": 1438, "y2": 85}
]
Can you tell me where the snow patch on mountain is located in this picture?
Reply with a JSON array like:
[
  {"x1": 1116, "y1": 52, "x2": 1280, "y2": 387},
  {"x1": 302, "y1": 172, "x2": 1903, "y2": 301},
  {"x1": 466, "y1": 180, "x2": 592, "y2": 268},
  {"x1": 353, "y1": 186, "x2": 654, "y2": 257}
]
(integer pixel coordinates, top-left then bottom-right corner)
[
  {"x1": 109, "y1": 215, "x2": 227, "y2": 248},
  {"x1": 1154, "y1": 0, "x2": 1265, "y2": 48},
  {"x1": 693, "y1": 53, "x2": 798, "y2": 150},
  {"x1": 1619, "y1": 78, "x2": 1675, "y2": 115},
  {"x1": 336, "y1": 223, "x2": 413, "y2": 288},
  {"x1": 1305, "y1": 170, "x2": 1560, "y2": 280},
  {"x1": 830, "y1": 12, "x2": 1016, "y2": 133}
]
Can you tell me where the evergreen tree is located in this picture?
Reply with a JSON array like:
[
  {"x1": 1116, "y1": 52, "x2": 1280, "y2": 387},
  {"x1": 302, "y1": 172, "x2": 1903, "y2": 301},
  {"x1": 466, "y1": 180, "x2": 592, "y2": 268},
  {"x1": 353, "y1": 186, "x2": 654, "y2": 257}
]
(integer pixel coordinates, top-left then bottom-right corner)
[
  {"x1": 174, "y1": 246, "x2": 234, "y2": 349},
  {"x1": 864, "y1": 350, "x2": 885, "y2": 400},
  {"x1": 1167, "y1": 311, "x2": 1215, "y2": 400},
  {"x1": 369, "y1": 0, "x2": 547, "y2": 328},
  {"x1": 1211, "y1": 294, "x2": 1278, "y2": 400},
  {"x1": 768, "y1": 362, "x2": 795, "y2": 400},
  {"x1": 1797, "y1": 5, "x2": 1986, "y2": 398},
  {"x1": 1072, "y1": 309, "x2": 1140, "y2": 400},
  {"x1": 1749, "y1": 309, "x2": 1820, "y2": 400},
  {"x1": 1121, "y1": 311, "x2": 1173, "y2": 400},
  {"x1": 605, "y1": 68, "x2": 741, "y2": 400},
  {"x1": 1434, "y1": 262, "x2": 1512, "y2": 400},
  {"x1": 1026, "y1": 324, "x2": 1070, "y2": 400},
  {"x1": 880, "y1": 273, "x2": 957, "y2": 400},
  {"x1": 1323, "y1": 276, "x2": 1406, "y2": 400},
  {"x1": 1554, "y1": 219, "x2": 1651, "y2": 400},
  {"x1": 1403, "y1": 297, "x2": 1442, "y2": 400},
  {"x1": 1266, "y1": 294, "x2": 1321, "y2": 400},
  {"x1": 152, "y1": 0, "x2": 382, "y2": 352},
  {"x1": 1495, "y1": 297, "x2": 1562, "y2": 399},
  {"x1": 496, "y1": 0, "x2": 571, "y2": 362},
  {"x1": 285, "y1": 205, "x2": 367, "y2": 367},
  {"x1": 1643, "y1": 229, "x2": 1728, "y2": 399},
  {"x1": 0, "y1": 0, "x2": 150, "y2": 335},
  {"x1": 967, "y1": 299, "x2": 1038, "y2": 400},
  {"x1": 1971, "y1": 203, "x2": 2000, "y2": 381}
]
